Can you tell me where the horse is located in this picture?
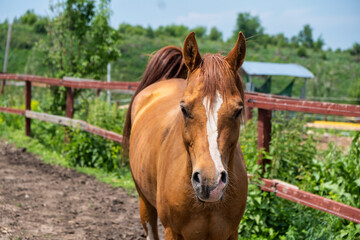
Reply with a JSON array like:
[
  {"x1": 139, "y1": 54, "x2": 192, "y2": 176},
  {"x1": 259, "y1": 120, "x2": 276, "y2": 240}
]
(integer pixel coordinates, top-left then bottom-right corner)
[{"x1": 123, "y1": 32, "x2": 248, "y2": 240}]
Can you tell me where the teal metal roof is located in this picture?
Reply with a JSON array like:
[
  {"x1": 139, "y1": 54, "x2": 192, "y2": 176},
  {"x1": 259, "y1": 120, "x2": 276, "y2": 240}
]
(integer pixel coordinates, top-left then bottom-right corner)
[{"x1": 241, "y1": 61, "x2": 314, "y2": 78}]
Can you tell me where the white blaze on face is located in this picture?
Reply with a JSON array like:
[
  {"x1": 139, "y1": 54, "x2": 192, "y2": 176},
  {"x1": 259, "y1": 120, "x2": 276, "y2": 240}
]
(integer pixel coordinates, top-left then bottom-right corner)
[{"x1": 203, "y1": 91, "x2": 225, "y2": 175}]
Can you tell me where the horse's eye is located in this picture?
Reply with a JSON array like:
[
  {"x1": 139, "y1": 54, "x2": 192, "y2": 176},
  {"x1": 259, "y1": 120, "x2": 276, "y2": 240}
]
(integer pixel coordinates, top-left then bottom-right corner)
[
  {"x1": 234, "y1": 107, "x2": 243, "y2": 119},
  {"x1": 181, "y1": 105, "x2": 190, "y2": 118}
]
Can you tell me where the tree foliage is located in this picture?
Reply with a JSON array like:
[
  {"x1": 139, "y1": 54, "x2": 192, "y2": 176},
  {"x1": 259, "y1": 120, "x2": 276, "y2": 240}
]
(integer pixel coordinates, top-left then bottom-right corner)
[
  {"x1": 350, "y1": 42, "x2": 360, "y2": 56},
  {"x1": 209, "y1": 27, "x2": 222, "y2": 41},
  {"x1": 35, "y1": 0, "x2": 120, "y2": 79},
  {"x1": 233, "y1": 12, "x2": 263, "y2": 39},
  {"x1": 190, "y1": 26, "x2": 207, "y2": 39},
  {"x1": 156, "y1": 24, "x2": 189, "y2": 38},
  {"x1": 14, "y1": 10, "x2": 49, "y2": 35},
  {"x1": 18, "y1": 10, "x2": 38, "y2": 25},
  {"x1": 298, "y1": 24, "x2": 314, "y2": 48},
  {"x1": 32, "y1": 0, "x2": 121, "y2": 115},
  {"x1": 118, "y1": 23, "x2": 146, "y2": 36},
  {"x1": 295, "y1": 24, "x2": 325, "y2": 51}
]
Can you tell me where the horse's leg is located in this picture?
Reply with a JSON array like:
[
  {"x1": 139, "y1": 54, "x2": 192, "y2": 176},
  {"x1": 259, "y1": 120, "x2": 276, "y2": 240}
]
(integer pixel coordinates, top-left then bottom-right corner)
[
  {"x1": 139, "y1": 194, "x2": 159, "y2": 240},
  {"x1": 164, "y1": 228, "x2": 182, "y2": 240},
  {"x1": 227, "y1": 231, "x2": 238, "y2": 240}
]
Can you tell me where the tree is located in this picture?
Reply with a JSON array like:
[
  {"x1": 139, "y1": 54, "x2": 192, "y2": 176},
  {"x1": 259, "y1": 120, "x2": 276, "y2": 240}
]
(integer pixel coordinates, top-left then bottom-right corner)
[
  {"x1": 275, "y1": 33, "x2": 288, "y2": 47},
  {"x1": 118, "y1": 23, "x2": 146, "y2": 36},
  {"x1": 313, "y1": 35, "x2": 325, "y2": 51},
  {"x1": 17, "y1": 9, "x2": 49, "y2": 34},
  {"x1": 233, "y1": 12, "x2": 263, "y2": 39},
  {"x1": 146, "y1": 26, "x2": 155, "y2": 38},
  {"x1": 19, "y1": 10, "x2": 38, "y2": 25},
  {"x1": 209, "y1": 27, "x2": 222, "y2": 41},
  {"x1": 350, "y1": 42, "x2": 360, "y2": 56},
  {"x1": 290, "y1": 36, "x2": 299, "y2": 48},
  {"x1": 36, "y1": 0, "x2": 120, "y2": 79},
  {"x1": 298, "y1": 24, "x2": 313, "y2": 48},
  {"x1": 156, "y1": 24, "x2": 189, "y2": 38},
  {"x1": 34, "y1": 0, "x2": 121, "y2": 114},
  {"x1": 190, "y1": 26, "x2": 207, "y2": 39}
]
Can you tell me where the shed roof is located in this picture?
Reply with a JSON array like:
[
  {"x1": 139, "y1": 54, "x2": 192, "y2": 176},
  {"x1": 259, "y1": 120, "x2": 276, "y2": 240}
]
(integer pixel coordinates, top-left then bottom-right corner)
[{"x1": 241, "y1": 61, "x2": 314, "y2": 78}]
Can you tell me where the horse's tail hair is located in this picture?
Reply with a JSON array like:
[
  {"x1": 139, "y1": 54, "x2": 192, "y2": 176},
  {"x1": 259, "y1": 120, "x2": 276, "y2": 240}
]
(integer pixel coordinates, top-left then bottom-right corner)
[{"x1": 122, "y1": 46, "x2": 187, "y2": 154}]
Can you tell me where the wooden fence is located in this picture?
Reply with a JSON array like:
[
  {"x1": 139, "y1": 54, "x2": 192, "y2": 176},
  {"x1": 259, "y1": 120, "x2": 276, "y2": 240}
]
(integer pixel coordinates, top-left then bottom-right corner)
[
  {"x1": 0, "y1": 73, "x2": 360, "y2": 224},
  {"x1": 245, "y1": 92, "x2": 360, "y2": 167}
]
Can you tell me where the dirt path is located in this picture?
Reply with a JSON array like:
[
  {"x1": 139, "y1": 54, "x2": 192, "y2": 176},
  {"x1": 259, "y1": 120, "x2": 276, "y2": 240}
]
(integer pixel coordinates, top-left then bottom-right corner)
[{"x1": 0, "y1": 141, "x2": 147, "y2": 240}]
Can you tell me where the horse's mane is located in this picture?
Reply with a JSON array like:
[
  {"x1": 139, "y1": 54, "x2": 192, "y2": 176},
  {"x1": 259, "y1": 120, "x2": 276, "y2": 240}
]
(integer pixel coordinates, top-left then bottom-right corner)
[{"x1": 122, "y1": 46, "x2": 188, "y2": 153}]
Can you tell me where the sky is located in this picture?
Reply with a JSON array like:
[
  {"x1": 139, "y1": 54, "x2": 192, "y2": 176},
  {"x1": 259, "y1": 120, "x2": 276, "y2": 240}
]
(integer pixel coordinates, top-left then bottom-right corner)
[{"x1": 0, "y1": 0, "x2": 359, "y2": 50}]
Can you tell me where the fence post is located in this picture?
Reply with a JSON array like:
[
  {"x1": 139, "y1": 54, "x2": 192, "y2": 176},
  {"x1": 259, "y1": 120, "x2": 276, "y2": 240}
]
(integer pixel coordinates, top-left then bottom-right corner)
[
  {"x1": 66, "y1": 87, "x2": 74, "y2": 118},
  {"x1": 25, "y1": 81, "x2": 32, "y2": 137},
  {"x1": 257, "y1": 108, "x2": 272, "y2": 171},
  {"x1": 65, "y1": 87, "x2": 74, "y2": 142}
]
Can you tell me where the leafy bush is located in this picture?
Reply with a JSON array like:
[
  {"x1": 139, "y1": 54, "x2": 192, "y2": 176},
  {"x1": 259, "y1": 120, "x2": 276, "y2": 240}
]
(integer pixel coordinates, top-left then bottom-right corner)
[
  {"x1": 297, "y1": 47, "x2": 308, "y2": 57},
  {"x1": 64, "y1": 97, "x2": 126, "y2": 171},
  {"x1": 65, "y1": 130, "x2": 121, "y2": 171},
  {"x1": 239, "y1": 114, "x2": 360, "y2": 239},
  {"x1": 321, "y1": 52, "x2": 327, "y2": 60}
]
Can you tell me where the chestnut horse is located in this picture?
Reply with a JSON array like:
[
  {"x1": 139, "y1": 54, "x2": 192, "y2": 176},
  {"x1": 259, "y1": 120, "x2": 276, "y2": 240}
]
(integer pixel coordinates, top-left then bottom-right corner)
[{"x1": 123, "y1": 32, "x2": 248, "y2": 240}]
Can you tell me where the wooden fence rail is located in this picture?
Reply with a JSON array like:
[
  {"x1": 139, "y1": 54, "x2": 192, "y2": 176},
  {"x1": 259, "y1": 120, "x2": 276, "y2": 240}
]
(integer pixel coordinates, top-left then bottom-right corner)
[
  {"x1": 0, "y1": 108, "x2": 123, "y2": 144},
  {"x1": 0, "y1": 73, "x2": 139, "y2": 90},
  {"x1": 1, "y1": 73, "x2": 360, "y2": 224},
  {"x1": 245, "y1": 92, "x2": 360, "y2": 117},
  {"x1": 248, "y1": 175, "x2": 360, "y2": 224}
]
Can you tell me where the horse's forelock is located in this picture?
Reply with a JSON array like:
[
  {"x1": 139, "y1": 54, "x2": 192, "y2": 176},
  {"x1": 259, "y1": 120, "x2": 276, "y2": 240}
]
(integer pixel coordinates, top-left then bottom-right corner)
[{"x1": 200, "y1": 54, "x2": 244, "y2": 109}]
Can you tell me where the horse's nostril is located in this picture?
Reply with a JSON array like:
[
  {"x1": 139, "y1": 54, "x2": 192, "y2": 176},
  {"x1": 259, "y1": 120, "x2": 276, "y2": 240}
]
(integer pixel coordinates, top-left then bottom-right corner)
[
  {"x1": 192, "y1": 172, "x2": 200, "y2": 184},
  {"x1": 220, "y1": 171, "x2": 228, "y2": 183}
]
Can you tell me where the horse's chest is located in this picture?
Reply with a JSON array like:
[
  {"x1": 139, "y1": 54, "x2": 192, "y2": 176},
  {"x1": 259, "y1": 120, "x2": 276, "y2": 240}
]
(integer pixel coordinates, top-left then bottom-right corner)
[
  {"x1": 179, "y1": 212, "x2": 236, "y2": 240},
  {"x1": 160, "y1": 204, "x2": 238, "y2": 240}
]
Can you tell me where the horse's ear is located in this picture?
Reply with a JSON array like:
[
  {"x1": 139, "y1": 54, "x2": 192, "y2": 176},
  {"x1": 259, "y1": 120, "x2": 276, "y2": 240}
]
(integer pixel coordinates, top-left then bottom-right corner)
[
  {"x1": 225, "y1": 32, "x2": 246, "y2": 71},
  {"x1": 183, "y1": 32, "x2": 202, "y2": 72}
]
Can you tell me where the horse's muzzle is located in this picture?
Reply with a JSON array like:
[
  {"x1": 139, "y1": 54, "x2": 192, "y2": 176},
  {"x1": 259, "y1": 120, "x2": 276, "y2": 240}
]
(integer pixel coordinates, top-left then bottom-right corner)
[{"x1": 191, "y1": 170, "x2": 228, "y2": 202}]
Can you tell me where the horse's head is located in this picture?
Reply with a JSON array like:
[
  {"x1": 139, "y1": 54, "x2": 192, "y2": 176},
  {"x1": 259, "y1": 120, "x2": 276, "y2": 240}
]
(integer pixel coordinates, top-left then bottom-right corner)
[{"x1": 180, "y1": 32, "x2": 246, "y2": 203}]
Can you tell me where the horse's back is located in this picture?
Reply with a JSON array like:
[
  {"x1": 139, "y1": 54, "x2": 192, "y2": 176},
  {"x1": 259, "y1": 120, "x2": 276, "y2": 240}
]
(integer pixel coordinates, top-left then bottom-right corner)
[
  {"x1": 131, "y1": 78, "x2": 186, "y2": 124},
  {"x1": 129, "y1": 78, "x2": 186, "y2": 205}
]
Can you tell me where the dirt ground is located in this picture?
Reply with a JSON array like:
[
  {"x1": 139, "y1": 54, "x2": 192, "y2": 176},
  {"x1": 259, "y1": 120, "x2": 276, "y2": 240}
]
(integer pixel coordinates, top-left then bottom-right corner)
[{"x1": 0, "y1": 141, "x2": 149, "y2": 240}]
